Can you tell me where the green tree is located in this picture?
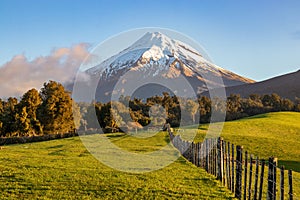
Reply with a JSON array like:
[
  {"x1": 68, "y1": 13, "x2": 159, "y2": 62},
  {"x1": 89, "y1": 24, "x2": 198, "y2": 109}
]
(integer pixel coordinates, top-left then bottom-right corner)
[
  {"x1": 85, "y1": 102, "x2": 102, "y2": 130},
  {"x1": 0, "y1": 98, "x2": 3, "y2": 114},
  {"x1": 270, "y1": 93, "x2": 282, "y2": 111},
  {"x1": 14, "y1": 107, "x2": 30, "y2": 135},
  {"x1": 295, "y1": 98, "x2": 300, "y2": 112},
  {"x1": 184, "y1": 99, "x2": 199, "y2": 124},
  {"x1": 280, "y1": 98, "x2": 294, "y2": 111},
  {"x1": 0, "y1": 121, "x2": 2, "y2": 136},
  {"x1": 72, "y1": 102, "x2": 82, "y2": 130},
  {"x1": 0, "y1": 99, "x2": 3, "y2": 136},
  {"x1": 98, "y1": 102, "x2": 119, "y2": 133},
  {"x1": 198, "y1": 96, "x2": 211, "y2": 123},
  {"x1": 241, "y1": 97, "x2": 264, "y2": 116},
  {"x1": 1, "y1": 97, "x2": 18, "y2": 136},
  {"x1": 226, "y1": 94, "x2": 243, "y2": 120},
  {"x1": 262, "y1": 93, "x2": 281, "y2": 111},
  {"x1": 38, "y1": 81, "x2": 75, "y2": 134}
]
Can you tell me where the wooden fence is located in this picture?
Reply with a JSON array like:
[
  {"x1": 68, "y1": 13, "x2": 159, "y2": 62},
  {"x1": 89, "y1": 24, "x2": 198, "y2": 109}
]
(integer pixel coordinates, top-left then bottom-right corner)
[{"x1": 167, "y1": 126, "x2": 297, "y2": 200}]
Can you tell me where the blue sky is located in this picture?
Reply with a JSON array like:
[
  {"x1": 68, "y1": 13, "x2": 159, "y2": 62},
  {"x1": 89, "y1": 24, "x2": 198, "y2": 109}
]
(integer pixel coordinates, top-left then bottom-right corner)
[{"x1": 1, "y1": 0, "x2": 300, "y2": 81}]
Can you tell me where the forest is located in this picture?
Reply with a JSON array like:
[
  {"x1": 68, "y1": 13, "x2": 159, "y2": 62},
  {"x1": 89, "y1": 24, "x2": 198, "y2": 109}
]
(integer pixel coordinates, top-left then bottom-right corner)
[{"x1": 1, "y1": 80, "x2": 300, "y2": 137}]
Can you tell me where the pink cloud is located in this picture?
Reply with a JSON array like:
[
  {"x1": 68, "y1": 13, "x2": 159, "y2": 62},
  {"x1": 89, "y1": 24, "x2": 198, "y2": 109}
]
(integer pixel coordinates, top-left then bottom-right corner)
[{"x1": 0, "y1": 43, "x2": 91, "y2": 98}]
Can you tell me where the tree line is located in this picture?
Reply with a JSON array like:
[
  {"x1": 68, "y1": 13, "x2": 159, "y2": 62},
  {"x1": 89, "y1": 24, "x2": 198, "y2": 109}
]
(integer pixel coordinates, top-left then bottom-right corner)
[
  {"x1": 1, "y1": 80, "x2": 300, "y2": 136},
  {"x1": 0, "y1": 81, "x2": 79, "y2": 137},
  {"x1": 79, "y1": 93, "x2": 300, "y2": 133}
]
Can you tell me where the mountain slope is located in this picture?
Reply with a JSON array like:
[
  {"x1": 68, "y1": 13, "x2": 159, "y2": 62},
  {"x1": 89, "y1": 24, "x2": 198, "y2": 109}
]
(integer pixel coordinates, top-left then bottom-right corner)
[
  {"x1": 213, "y1": 70, "x2": 300, "y2": 100},
  {"x1": 76, "y1": 32, "x2": 254, "y2": 102}
]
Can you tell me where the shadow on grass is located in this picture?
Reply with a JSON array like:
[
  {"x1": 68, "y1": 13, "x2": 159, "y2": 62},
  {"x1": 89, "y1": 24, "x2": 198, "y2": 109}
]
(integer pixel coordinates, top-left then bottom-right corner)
[
  {"x1": 105, "y1": 133, "x2": 127, "y2": 139},
  {"x1": 47, "y1": 144, "x2": 64, "y2": 149},
  {"x1": 198, "y1": 126, "x2": 208, "y2": 131},
  {"x1": 279, "y1": 160, "x2": 300, "y2": 173},
  {"x1": 246, "y1": 113, "x2": 269, "y2": 120}
]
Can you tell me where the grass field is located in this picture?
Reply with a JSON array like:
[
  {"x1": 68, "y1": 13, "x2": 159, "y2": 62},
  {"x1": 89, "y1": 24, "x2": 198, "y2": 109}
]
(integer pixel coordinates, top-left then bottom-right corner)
[
  {"x1": 1, "y1": 112, "x2": 299, "y2": 199},
  {"x1": 0, "y1": 132, "x2": 235, "y2": 199}
]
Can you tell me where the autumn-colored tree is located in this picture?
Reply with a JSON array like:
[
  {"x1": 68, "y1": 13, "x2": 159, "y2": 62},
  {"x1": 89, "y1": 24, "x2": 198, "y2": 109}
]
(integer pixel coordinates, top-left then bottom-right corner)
[
  {"x1": 17, "y1": 88, "x2": 43, "y2": 135},
  {"x1": 38, "y1": 81, "x2": 75, "y2": 134}
]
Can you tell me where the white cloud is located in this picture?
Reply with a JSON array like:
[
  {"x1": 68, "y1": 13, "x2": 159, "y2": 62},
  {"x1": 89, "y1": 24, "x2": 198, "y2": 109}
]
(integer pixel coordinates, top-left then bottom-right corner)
[{"x1": 0, "y1": 43, "x2": 91, "y2": 98}]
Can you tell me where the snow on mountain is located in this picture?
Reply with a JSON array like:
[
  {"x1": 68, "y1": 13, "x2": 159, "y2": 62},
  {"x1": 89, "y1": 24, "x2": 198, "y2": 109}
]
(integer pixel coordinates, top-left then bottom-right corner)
[
  {"x1": 82, "y1": 32, "x2": 254, "y2": 101},
  {"x1": 87, "y1": 32, "x2": 252, "y2": 83}
]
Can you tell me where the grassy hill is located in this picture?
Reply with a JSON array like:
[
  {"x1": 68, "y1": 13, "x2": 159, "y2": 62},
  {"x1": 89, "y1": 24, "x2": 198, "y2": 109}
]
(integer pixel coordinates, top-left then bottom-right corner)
[
  {"x1": 181, "y1": 112, "x2": 300, "y2": 172},
  {"x1": 0, "y1": 132, "x2": 235, "y2": 199},
  {"x1": 177, "y1": 112, "x2": 300, "y2": 199}
]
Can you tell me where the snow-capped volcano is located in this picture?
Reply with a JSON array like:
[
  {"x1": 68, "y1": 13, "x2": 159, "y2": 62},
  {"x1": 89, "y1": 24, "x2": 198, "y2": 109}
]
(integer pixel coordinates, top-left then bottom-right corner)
[{"x1": 82, "y1": 32, "x2": 254, "y2": 101}]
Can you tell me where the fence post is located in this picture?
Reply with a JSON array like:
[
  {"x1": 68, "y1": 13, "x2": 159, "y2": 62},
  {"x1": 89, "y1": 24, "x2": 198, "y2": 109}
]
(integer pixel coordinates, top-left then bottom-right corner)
[
  {"x1": 268, "y1": 157, "x2": 277, "y2": 200},
  {"x1": 181, "y1": 137, "x2": 184, "y2": 154},
  {"x1": 194, "y1": 142, "x2": 197, "y2": 165},
  {"x1": 209, "y1": 139, "x2": 212, "y2": 174},
  {"x1": 212, "y1": 139, "x2": 215, "y2": 176},
  {"x1": 205, "y1": 139, "x2": 209, "y2": 172},
  {"x1": 213, "y1": 139, "x2": 216, "y2": 176},
  {"x1": 232, "y1": 143, "x2": 235, "y2": 193},
  {"x1": 258, "y1": 159, "x2": 265, "y2": 200},
  {"x1": 207, "y1": 139, "x2": 210, "y2": 173},
  {"x1": 227, "y1": 142, "x2": 231, "y2": 190},
  {"x1": 185, "y1": 141, "x2": 189, "y2": 159},
  {"x1": 253, "y1": 157, "x2": 259, "y2": 200},
  {"x1": 198, "y1": 142, "x2": 201, "y2": 167},
  {"x1": 214, "y1": 139, "x2": 217, "y2": 176},
  {"x1": 189, "y1": 142, "x2": 193, "y2": 162},
  {"x1": 187, "y1": 141, "x2": 190, "y2": 160},
  {"x1": 288, "y1": 170, "x2": 293, "y2": 200},
  {"x1": 196, "y1": 142, "x2": 199, "y2": 167},
  {"x1": 200, "y1": 142, "x2": 203, "y2": 168},
  {"x1": 222, "y1": 140, "x2": 226, "y2": 185},
  {"x1": 210, "y1": 139, "x2": 213, "y2": 174},
  {"x1": 202, "y1": 142, "x2": 205, "y2": 168},
  {"x1": 178, "y1": 136, "x2": 181, "y2": 154},
  {"x1": 244, "y1": 151, "x2": 248, "y2": 200},
  {"x1": 248, "y1": 155, "x2": 254, "y2": 200},
  {"x1": 217, "y1": 137, "x2": 224, "y2": 181},
  {"x1": 189, "y1": 141, "x2": 192, "y2": 161},
  {"x1": 211, "y1": 139, "x2": 214, "y2": 175},
  {"x1": 235, "y1": 145, "x2": 243, "y2": 199},
  {"x1": 191, "y1": 142, "x2": 195, "y2": 164},
  {"x1": 280, "y1": 166, "x2": 284, "y2": 200},
  {"x1": 195, "y1": 142, "x2": 198, "y2": 166},
  {"x1": 273, "y1": 158, "x2": 277, "y2": 200}
]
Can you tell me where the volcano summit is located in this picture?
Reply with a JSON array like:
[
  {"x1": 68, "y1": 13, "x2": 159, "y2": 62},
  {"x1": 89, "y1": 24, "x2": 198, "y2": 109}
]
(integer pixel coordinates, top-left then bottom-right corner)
[{"x1": 74, "y1": 32, "x2": 254, "y2": 102}]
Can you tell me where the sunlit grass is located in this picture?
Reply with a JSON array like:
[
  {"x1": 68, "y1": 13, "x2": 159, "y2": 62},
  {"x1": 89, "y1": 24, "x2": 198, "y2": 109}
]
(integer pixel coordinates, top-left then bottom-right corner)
[
  {"x1": 180, "y1": 112, "x2": 300, "y2": 172},
  {"x1": 0, "y1": 133, "x2": 235, "y2": 199},
  {"x1": 1, "y1": 112, "x2": 298, "y2": 199},
  {"x1": 174, "y1": 112, "x2": 300, "y2": 199}
]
